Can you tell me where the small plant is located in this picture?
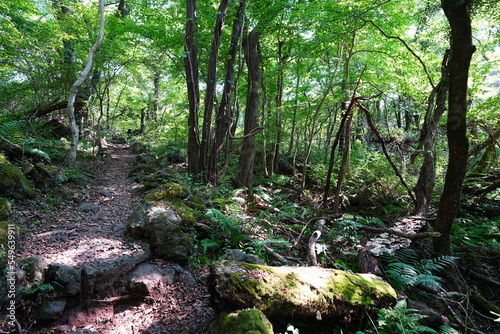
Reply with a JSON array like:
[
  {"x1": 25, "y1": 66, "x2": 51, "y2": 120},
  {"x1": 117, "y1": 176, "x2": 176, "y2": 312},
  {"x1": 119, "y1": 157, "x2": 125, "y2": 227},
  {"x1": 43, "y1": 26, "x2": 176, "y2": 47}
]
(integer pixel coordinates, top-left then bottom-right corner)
[
  {"x1": 381, "y1": 249, "x2": 456, "y2": 291},
  {"x1": 360, "y1": 299, "x2": 438, "y2": 334}
]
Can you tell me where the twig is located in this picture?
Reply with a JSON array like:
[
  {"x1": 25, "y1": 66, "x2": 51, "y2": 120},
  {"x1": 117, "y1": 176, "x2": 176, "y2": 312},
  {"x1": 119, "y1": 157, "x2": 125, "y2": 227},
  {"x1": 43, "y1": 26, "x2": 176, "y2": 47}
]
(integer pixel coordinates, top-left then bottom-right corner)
[
  {"x1": 264, "y1": 245, "x2": 293, "y2": 266},
  {"x1": 456, "y1": 264, "x2": 500, "y2": 288},
  {"x1": 34, "y1": 228, "x2": 76, "y2": 238}
]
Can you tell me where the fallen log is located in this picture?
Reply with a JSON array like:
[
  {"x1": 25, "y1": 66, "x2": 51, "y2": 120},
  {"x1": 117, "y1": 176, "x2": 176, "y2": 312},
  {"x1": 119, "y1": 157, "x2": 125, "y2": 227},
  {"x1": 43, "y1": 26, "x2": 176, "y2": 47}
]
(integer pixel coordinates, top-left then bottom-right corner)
[
  {"x1": 359, "y1": 225, "x2": 441, "y2": 240},
  {"x1": 213, "y1": 260, "x2": 397, "y2": 319}
]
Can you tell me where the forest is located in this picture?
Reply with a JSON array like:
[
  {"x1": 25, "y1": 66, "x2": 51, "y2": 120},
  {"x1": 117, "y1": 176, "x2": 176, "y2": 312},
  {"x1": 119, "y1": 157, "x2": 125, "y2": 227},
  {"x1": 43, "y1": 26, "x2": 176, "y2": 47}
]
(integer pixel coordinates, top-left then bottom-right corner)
[{"x1": 0, "y1": 0, "x2": 499, "y2": 333}]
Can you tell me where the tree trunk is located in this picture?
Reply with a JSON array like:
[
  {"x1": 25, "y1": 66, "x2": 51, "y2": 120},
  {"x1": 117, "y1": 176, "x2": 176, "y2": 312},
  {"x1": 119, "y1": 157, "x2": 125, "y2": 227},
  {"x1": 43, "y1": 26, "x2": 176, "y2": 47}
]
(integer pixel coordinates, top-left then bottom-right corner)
[
  {"x1": 433, "y1": 0, "x2": 475, "y2": 255},
  {"x1": 66, "y1": 0, "x2": 105, "y2": 165},
  {"x1": 200, "y1": 0, "x2": 230, "y2": 177},
  {"x1": 208, "y1": 0, "x2": 246, "y2": 185},
  {"x1": 184, "y1": 0, "x2": 201, "y2": 175},
  {"x1": 237, "y1": 29, "x2": 261, "y2": 191},
  {"x1": 413, "y1": 52, "x2": 449, "y2": 215},
  {"x1": 270, "y1": 40, "x2": 285, "y2": 176}
]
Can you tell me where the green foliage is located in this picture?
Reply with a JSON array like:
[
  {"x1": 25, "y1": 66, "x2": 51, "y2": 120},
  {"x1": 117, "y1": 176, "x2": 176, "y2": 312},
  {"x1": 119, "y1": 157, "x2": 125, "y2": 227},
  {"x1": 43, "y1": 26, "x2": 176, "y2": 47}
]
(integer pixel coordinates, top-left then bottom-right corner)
[
  {"x1": 381, "y1": 249, "x2": 457, "y2": 291},
  {"x1": 360, "y1": 299, "x2": 438, "y2": 334},
  {"x1": 202, "y1": 208, "x2": 246, "y2": 252}
]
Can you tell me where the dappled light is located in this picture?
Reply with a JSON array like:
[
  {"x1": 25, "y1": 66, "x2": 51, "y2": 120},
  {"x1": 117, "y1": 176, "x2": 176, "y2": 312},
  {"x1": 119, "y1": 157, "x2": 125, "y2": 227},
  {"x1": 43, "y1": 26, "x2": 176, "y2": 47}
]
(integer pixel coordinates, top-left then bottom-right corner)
[{"x1": 0, "y1": 0, "x2": 499, "y2": 333}]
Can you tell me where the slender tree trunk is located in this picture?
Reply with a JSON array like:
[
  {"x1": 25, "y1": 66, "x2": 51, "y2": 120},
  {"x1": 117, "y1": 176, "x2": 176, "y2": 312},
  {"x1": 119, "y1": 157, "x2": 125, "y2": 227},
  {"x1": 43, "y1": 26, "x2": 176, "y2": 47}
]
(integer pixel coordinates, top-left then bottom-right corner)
[
  {"x1": 413, "y1": 52, "x2": 449, "y2": 215},
  {"x1": 433, "y1": 0, "x2": 475, "y2": 255},
  {"x1": 153, "y1": 70, "x2": 160, "y2": 122},
  {"x1": 184, "y1": 0, "x2": 201, "y2": 174},
  {"x1": 237, "y1": 29, "x2": 261, "y2": 191},
  {"x1": 302, "y1": 75, "x2": 335, "y2": 189},
  {"x1": 332, "y1": 102, "x2": 354, "y2": 214},
  {"x1": 270, "y1": 40, "x2": 285, "y2": 176},
  {"x1": 200, "y1": 0, "x2": 230, "y2": 176},
  {"x1": 287, "y1": 64, "x2": 301, "y2": 156},
  {"x1": 208, "y1": 0, "x2": 246, "y2": 185},
  {"x1": 67, "y1": 0, "x2": 105, "y2": 165}
]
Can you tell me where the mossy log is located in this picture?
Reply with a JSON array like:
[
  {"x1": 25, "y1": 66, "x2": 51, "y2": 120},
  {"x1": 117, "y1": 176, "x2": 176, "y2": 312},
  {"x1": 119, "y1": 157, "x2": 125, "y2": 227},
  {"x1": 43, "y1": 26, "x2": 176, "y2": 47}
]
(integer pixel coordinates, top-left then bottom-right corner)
[{"x1": 214, "y1": 260, "x2": 397, "y2": 319}]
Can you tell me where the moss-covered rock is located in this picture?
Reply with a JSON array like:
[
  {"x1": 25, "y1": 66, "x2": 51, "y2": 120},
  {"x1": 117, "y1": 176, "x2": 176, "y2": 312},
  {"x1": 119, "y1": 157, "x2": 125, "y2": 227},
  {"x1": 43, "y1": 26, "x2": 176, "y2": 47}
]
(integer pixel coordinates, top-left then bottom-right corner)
[
  {"x1": 209, "y1": 309, "x2": 274, "y2": 334},
  {"x1": 27, "y1": 163, "x2": 61, "y2": 191},
  {"x1": 214, "y1": 260, "x2": 397, "y2": 319},
  {"x1": 0, "y1": 162, "x2": 36, "y2": 200},
  {"x1": 145, "y1": 182, "x2": 185, "y2": 202},
  {"x1": 127, "y1": 201, "x2": 193, "y2": 264},
  {"x1": 0, "y1": 221, "x2": 10, "y2": 253},
  {"x1": 18, "y1": 256, "x2": 48, "y2": 289},
  {"x1": 0, "y1": 198, "x2": 11, "y2": 220}
]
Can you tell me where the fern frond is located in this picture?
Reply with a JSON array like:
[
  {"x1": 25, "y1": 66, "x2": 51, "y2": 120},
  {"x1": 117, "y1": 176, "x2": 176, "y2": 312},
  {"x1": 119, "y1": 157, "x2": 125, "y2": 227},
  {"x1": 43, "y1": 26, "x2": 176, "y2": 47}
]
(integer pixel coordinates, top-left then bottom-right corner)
[
  {"x1": 0, "y1": 118, "x2": 27, "y2": 145},
  {"x1": 25, "y1": 148, "x2": 51, "y2": 162},
  {"x1": 417, "y1": 256, "x2": 457, "y2": 275}
]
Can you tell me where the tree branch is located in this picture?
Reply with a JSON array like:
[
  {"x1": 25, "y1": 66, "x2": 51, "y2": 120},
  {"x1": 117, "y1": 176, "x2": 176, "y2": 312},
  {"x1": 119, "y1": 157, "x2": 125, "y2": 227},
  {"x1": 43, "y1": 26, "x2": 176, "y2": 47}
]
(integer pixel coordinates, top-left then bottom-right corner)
[{"x1": 362, "y1": 19, "x2": 435, "y2": 88}]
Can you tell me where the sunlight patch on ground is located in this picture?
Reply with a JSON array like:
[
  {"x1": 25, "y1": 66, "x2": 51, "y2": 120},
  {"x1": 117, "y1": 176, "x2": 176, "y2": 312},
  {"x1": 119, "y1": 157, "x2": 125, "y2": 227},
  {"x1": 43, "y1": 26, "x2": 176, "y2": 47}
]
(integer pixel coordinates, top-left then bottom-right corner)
[{"x1": 42, "y1": 237, "x2": 145, "y2": 267}]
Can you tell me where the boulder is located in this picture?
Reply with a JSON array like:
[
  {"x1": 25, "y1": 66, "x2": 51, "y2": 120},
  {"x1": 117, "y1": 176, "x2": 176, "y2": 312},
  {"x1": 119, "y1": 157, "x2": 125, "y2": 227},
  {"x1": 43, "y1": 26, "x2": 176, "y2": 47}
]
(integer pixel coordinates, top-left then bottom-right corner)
[
  {"x1": 42, "y1": 119, "x2": 71, "y2": 139},
  {"x1": 38, "y1": 299, "x2": 67, "y2": 320},
  {"x1": 213, "y1": 260, "x2": 397, "y2": 319},
  {"x1": 222, "y1": 249, "x2": 264, "y2": 265},
  {"x1": 18, "y1": 256, "x2": 48, "y2": 288},
  {"x1": 128, "y1": 263, "x2": 175, "y2": 296},
  {"x1": 209, "y1": 309, "x2": 274, "y2": 334},
  {"x1": 0, "y1": 162, "x2": 36, "y2": 200},
  {"x1": 45, "y1": 263, "x2": 82, "y2": 297},
  {"x1": 77, "y1": 202, "x2": 100, "y2": 213},
  {"x1": 27, "y1": 163, "x2": 60, "y2": 191},
  {"x1": 127, "y1": 201, "x2": 193, "y2": 264},
  {"x1": 0, "y1": 198, "x2": 11, "y2": 220},
  {"x1": 82, "y1": 245, "x2": 151, "y2": 297}
]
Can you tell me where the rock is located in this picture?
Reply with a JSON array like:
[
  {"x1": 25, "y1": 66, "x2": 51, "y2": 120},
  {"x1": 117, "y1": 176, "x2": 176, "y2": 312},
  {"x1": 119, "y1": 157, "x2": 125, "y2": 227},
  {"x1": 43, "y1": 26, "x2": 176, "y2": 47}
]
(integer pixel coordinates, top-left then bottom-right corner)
[
  {"x1": 222, "y1": 249, "x2": 264, "y2": 265},
  {"x1": 213, "y1": 260, "x2": 397, "y2": 319},
  {"x1": 18, "y1": 256, "x2": 48, "y2": 288},
  {"x1": 45, "y1": 263, "x2": 82, "y2": 297},
  {"x1": 0, "y1": 265, "x2": 26, "y2": 307},
  {"x1": 0, "y1": 197, "x2": 11, "y2": 220},
  {"x1": 82, "y1": 246, "x2": 150, "y2": 297},
  {"x1": 172, "y1": 264, "x2": 196, "y2": 287},
  {"x1": 97, "y1": 188, "x2": 113, "y2": 198},
  {"x1": 209, "y1": 309, "x2": 274, "y2": 334},
  {"x1": 38, "y1": 299, "x2": 67, "y2": 320},
  {"x1": 127, "y1": 201, "x2": 193, "y2": 264},
  {"x1": 128, "y1": 263, "x2": 175, "y2": 296},
  {"x1": 42, "y1": 119, "x2": 72, "y2": 139},
  {"x1": 27, "y1": 163, "x2": 60, "y2": 191},
  {"x1": 77, "y1": 202, "x2": 100, "y2": 213},
  {"x1": 0, "y1": 162, "x2": 36, "y2": 200}
]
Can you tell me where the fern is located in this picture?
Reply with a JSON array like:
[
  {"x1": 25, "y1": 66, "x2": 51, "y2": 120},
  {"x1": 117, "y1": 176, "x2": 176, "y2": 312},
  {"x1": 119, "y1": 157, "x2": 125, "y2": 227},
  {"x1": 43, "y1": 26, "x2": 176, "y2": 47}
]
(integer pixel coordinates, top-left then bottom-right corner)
[
  {"x1": 382, "y1": 249, "x2": 457, "y2": 291},
  {"x1": 0, "y1": 117, "x2": 51, "y2": 162},
  {"x1": 0, "y1": 118, "x2": 26, "y2": 145}
]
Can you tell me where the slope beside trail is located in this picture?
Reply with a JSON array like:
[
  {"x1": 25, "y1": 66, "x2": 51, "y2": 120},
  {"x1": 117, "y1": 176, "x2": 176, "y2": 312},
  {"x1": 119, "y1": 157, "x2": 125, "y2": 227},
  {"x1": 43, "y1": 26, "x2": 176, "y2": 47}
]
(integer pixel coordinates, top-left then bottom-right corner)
[{"x1": 14, "y1": 142, "x2": 216, "y2": 334}]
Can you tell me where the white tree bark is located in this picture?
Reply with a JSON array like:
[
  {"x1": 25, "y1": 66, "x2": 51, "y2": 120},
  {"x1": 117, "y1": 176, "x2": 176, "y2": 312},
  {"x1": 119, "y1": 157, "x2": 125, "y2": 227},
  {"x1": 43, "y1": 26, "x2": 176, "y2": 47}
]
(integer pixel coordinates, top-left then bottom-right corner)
[{"x1": 67, "y1": 0, "x2": 105, "y2": 164}]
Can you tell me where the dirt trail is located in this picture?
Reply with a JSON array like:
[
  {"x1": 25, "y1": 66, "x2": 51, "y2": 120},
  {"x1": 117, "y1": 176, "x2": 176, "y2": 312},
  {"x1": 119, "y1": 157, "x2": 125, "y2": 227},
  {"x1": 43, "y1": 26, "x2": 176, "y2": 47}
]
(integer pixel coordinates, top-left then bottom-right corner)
[
  {"x1": 18, "y1": 143, "x2": 144, "y2": 266},
  {"x1": 14, "y1": 143, "x2": 216, "y2": 333}
]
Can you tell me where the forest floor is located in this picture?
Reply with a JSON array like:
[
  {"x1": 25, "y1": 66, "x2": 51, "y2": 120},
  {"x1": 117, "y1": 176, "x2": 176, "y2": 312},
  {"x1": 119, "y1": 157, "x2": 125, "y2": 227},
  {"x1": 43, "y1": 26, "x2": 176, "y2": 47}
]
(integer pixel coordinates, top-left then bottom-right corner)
[{"x1": 13, "y1": 142, "x2": 217, "y2": 334}]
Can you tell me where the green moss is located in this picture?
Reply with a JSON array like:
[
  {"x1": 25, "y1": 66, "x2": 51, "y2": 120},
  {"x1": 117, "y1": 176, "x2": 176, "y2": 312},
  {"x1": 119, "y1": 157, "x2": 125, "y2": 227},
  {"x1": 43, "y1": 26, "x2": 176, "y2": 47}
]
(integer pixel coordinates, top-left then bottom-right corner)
[
  {"x1": 210, "y1": 309, "x2": 274, "y2": 334},
  {"x1": 218, "y1": 261, "x2": 397, "y2": 318},
  {"x1": 0, "y1": 163, "x2": 36, "y2": 199},
  {"x1": 0, "y1": 198, "x2": 11, "y2": 220},
  {"x1": 0, "y1": 220, "x2": 9, "y2": 246},
  {"x1": 145, "y1": 183, "x2": 185, "y2": 202},
  {"x1": 0, "y1": 153, "x2": 8, "y2": 164}
]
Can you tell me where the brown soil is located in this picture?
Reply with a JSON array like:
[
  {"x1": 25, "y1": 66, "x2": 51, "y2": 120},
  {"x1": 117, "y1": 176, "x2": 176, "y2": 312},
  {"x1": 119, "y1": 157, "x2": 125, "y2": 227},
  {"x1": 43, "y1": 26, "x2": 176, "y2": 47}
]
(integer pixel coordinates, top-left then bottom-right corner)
[{"x1": 11, "y1": 143, "x2": 217, "y2": 334}]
